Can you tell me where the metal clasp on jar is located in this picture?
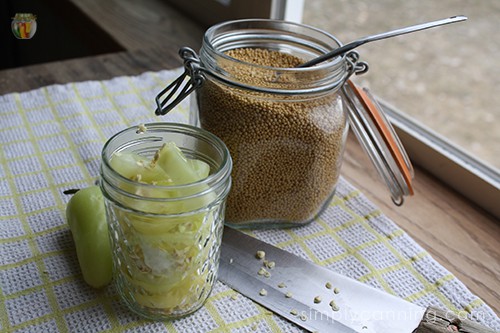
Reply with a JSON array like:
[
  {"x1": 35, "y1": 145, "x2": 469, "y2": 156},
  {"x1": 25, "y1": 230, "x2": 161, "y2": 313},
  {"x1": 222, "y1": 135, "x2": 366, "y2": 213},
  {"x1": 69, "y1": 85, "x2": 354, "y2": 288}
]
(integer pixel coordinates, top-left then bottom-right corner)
[
  {"x1": 345, "y1": 51, "x2": 369, "y2": 77},
  {"x1": 155, "y1": 47, "x2": 206, "y2": 116},
  {"x1": 155, "y1": 47, "x2": 368, "y2": 116}
]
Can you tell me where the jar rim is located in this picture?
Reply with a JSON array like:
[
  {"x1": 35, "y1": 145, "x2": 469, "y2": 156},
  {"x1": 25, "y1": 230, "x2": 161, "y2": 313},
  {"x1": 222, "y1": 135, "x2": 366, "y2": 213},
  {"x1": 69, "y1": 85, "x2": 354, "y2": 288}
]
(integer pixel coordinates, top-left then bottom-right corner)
[
  {"x1": 200, "y1": 18, "x2": 349, "y2": 95},
  {"x1": 100, "y1": 122, "x2": 232, "y2": 196},
  {"x1": 204, "y1": 19, "x2": 345, "y2": 71}
]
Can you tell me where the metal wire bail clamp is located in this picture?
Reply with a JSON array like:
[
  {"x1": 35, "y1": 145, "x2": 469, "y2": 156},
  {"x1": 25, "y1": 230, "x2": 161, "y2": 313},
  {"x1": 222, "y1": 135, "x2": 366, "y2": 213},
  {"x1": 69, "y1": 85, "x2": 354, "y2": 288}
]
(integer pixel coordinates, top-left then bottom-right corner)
[
  {"x1": 155, "y1": 47, "x2": 206, "y2": 116},
  {"x1": 155, "y1": 48, "x2": 368, "y2": 116},
  {"x1": 344, "y1": 50, "x2": 369, "y2": 80}
]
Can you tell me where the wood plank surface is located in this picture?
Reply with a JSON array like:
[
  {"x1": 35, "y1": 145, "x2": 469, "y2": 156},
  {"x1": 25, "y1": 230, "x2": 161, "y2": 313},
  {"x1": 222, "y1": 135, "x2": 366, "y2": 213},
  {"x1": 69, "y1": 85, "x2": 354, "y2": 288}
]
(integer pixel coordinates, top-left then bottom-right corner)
[
  {"x1": 415, "y1": 306, "x2": 496, "y2": 333},
  {"x1": 343, "y1": 133, "x2": 500, "y2": 316},
  {"x1": 0, "y1": 47, "x2": 182, "y2": 95},
  {"x1": 1, "y1": 0, "x2": 498, "y2": 320},
  {"x1": 70, "y1": 0, "x2": 204, "y2": 51}
]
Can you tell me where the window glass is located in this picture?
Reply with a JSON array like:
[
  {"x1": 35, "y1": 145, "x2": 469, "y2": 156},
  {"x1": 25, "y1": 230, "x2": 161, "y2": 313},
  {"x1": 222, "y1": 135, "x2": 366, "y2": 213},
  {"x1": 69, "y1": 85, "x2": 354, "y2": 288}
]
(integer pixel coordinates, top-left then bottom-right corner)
[{"x1": 303, "y1": 0, "x2": 499, "y2": 170}]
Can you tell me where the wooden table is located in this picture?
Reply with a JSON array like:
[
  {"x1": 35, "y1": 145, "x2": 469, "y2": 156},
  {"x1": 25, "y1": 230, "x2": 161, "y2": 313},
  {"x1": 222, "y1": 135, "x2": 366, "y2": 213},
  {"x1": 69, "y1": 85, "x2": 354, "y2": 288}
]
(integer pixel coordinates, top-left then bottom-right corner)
[{"x1": 1, "y1": 2, "x2": 498, "y2": 318}]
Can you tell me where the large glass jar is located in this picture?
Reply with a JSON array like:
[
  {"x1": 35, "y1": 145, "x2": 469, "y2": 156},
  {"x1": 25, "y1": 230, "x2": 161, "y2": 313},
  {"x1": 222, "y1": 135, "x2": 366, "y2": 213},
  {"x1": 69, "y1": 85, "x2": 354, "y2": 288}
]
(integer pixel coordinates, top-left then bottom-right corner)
[
  {"x1": 100, "y1": 123, "x2": 232, "y2": 320},
  {"x1": 190, "y1": 19, "x2": 352, "y2": 229}
]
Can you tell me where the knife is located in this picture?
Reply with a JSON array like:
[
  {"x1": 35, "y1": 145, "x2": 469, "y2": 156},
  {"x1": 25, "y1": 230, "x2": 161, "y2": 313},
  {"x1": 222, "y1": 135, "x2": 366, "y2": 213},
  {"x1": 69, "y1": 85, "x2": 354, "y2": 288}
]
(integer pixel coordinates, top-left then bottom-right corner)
[{"x1": 218, "y1": 227, "x2": 495, "y2": 333}]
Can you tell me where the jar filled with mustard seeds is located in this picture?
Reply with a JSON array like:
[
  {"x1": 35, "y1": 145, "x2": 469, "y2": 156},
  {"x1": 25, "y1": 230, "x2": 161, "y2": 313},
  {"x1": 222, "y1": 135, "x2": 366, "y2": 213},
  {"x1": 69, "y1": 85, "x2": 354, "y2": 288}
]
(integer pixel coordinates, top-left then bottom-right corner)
[
  {"x1": 158, "y1": 19, "x2": 414, "y2": 229},
  {"x1": 189, "y1": 19, "x2": 354, "y2": 229}
]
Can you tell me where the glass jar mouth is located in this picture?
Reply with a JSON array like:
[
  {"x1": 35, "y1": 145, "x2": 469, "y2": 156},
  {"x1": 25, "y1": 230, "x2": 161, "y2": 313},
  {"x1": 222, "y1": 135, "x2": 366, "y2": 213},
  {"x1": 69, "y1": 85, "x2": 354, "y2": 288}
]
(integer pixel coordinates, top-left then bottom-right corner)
[
  {"x1": 201, "y1": 19, "x2": 349, "y2": 94},
  {"x1": 204, "y1": 19, "x2": 345, "y2": 71},
  {"x1": 100, "y1": 123, "x2": 232, "y2": 203}
]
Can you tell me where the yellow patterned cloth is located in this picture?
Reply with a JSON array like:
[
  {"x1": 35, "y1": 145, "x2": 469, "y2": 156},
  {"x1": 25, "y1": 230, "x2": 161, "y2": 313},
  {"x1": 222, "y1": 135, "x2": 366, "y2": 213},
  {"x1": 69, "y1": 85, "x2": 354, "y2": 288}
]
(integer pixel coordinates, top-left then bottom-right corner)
[{"x1": 0, "y1": 69, "x2": 498, "y2": 332}]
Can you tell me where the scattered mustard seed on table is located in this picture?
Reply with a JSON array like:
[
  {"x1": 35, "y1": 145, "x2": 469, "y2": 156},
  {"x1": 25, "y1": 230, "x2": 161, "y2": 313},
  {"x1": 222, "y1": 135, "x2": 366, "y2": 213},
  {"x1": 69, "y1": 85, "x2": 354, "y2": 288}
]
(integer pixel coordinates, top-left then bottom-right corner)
[
  {"x1": 329, "y1": 300, "x2": 340, "y2": 311},
  {"x1": 263, "y1": 260, "x2": 275, "y2": 269},
  {"x1": 255, "y1": 250, "x2": 266, "y2": 259}
]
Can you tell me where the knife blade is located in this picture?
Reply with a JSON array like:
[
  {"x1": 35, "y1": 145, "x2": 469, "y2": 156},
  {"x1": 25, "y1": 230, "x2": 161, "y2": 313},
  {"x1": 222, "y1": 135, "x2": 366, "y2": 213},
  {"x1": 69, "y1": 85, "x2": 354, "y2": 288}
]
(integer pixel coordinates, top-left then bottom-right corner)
[
  {"x1": 218, "y1": 258, "x2": 356, "y2": 333},
  {"x1": 218, "y1": 227, "x2": 495, "y2": 333}
]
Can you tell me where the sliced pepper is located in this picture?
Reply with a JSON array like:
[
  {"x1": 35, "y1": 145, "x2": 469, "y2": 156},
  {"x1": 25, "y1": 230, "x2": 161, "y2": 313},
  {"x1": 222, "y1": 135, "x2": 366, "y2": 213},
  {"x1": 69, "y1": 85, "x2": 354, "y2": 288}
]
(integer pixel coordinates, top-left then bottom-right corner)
[{"x1": 19, "y1": 23, "x2": 26, "y2": 38}]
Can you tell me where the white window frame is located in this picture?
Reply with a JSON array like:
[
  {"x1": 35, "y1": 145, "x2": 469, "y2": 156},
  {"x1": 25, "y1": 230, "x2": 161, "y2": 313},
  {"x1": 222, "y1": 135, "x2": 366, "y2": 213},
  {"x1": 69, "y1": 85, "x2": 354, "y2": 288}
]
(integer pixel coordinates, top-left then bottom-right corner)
[
  {"x1": 165, "y1": 0, "x2": 303, "y2": 27},
  {"x1": 270, "y1": 0, "x2": 304, "y2": 22}
]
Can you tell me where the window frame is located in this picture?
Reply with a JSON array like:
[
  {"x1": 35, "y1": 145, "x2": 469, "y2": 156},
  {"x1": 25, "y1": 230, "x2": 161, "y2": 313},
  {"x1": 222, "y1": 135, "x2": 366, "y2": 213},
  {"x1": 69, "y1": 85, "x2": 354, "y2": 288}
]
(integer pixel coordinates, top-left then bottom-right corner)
[{"x1": 165, "y1": 0, "x2": 303, "y2": 27}]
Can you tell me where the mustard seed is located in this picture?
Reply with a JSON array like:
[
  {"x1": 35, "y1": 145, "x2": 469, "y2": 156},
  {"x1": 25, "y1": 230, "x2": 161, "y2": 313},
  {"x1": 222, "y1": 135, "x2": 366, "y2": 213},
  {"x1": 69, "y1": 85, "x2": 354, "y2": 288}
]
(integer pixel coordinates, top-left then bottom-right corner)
[
  {"x1": 255, "y1": 250, "x2": 266, "y2": 259},
  {"x1": 263, "y1": 260, "x2": 275, "y2": 269},
  {"x1": 329, "y1": 300, "x2": 340, "y2": 311}
]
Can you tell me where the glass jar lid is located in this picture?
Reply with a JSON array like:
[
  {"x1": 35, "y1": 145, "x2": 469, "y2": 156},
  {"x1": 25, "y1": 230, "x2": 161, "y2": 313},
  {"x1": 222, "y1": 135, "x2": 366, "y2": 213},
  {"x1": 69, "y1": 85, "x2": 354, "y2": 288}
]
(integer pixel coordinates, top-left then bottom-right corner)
[{"x1": 343, "y1": 80, "x2": 414, "y2": 205}]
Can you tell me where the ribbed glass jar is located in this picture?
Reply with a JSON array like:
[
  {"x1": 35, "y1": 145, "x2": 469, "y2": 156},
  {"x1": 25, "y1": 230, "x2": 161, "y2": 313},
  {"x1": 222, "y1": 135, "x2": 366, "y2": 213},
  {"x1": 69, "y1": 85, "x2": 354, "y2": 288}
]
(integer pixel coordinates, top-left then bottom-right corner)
[
  {"x1": 100, "y1": 123, "x2": 232, "y2": 320},
  {"x1": 191, "y1": 19, "x2": 350, "y2": 229}
]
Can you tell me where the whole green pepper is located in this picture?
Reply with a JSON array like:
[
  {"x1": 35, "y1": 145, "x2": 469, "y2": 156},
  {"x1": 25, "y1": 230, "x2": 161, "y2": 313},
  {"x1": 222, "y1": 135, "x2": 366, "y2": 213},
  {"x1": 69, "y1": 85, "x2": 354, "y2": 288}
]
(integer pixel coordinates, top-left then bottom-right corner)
[{"x1": 66, "y1": 186, "x2": 112, "y2": 288}]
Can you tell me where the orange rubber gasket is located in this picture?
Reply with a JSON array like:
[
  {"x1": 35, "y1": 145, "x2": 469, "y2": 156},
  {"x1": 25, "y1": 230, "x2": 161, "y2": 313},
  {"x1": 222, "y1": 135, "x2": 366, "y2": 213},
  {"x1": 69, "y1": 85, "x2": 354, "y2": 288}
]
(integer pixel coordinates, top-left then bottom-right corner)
[{"x1": 347, "y1": 80, "x2": 414, "y2": 195}]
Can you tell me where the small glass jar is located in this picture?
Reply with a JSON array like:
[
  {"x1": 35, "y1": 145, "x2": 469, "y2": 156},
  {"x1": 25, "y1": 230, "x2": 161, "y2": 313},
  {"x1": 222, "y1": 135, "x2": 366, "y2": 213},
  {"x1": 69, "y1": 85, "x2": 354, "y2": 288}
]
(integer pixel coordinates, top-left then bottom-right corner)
[
  {"x1": 190, "y1": 19, "x2": 352, "y2": 229},
  {"x1": 99, "y1": 123, "x2": 232, "y2": 320},
  {"x1": 11, "y1": 13, "x2": 37, "y2": 39}
]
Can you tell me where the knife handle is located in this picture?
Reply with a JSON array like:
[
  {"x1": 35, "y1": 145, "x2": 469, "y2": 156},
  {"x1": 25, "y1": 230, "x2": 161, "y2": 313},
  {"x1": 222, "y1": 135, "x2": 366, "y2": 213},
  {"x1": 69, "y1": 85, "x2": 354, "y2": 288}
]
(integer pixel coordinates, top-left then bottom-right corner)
[{"x1": 413, "y1": 306, "x2": 497, "y2": 333}]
